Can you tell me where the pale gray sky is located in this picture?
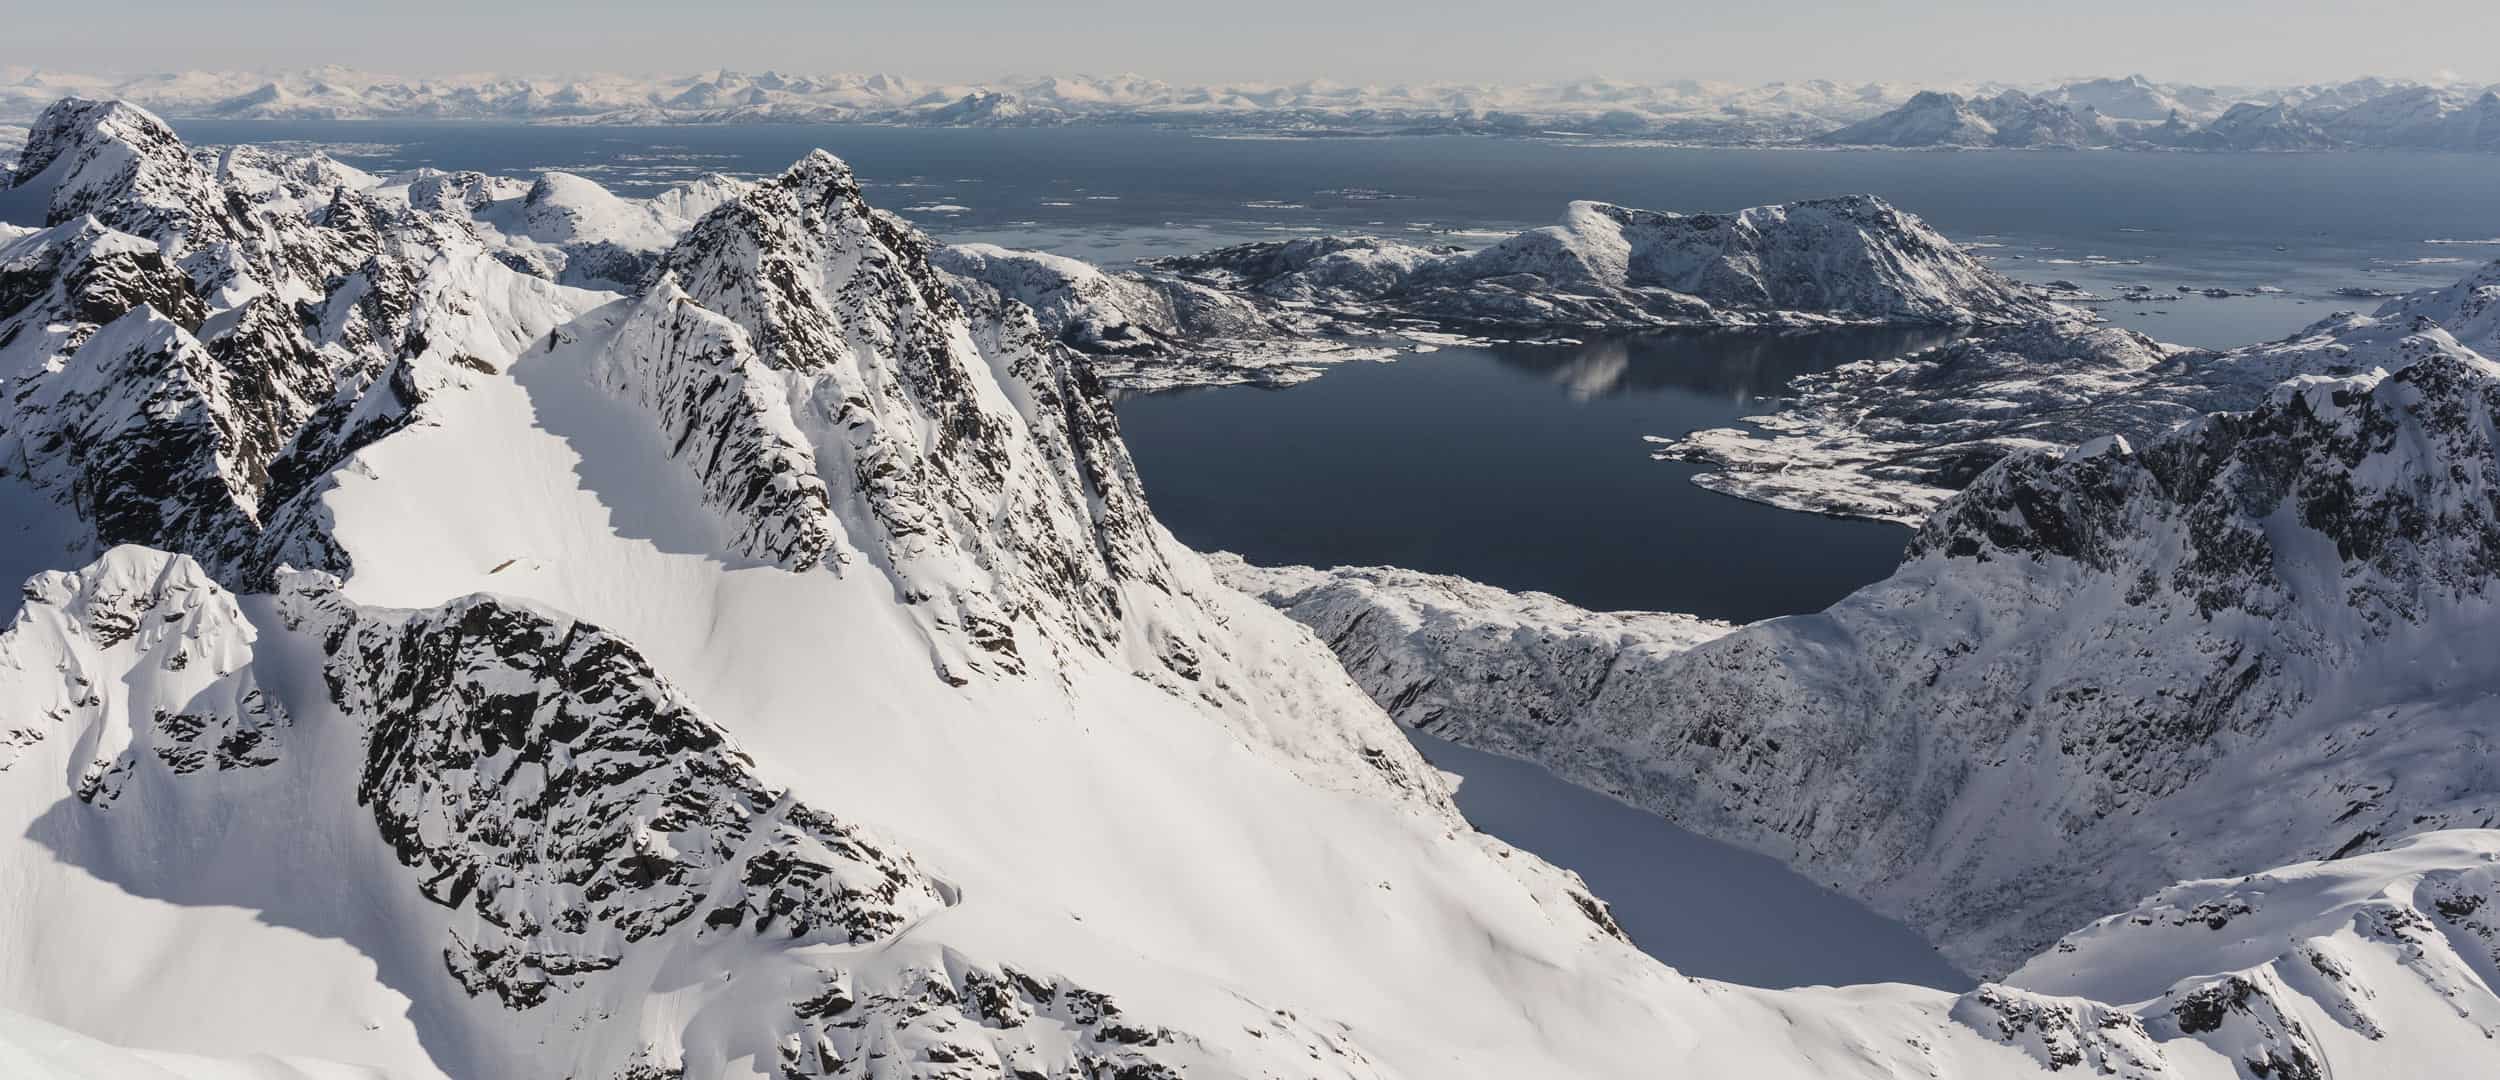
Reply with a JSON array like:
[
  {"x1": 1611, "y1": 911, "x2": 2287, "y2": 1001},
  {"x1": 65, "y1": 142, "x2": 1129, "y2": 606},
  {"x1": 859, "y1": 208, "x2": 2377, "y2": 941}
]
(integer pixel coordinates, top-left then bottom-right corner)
[{"x1": 7, "y1": 0, "x2": 2494, "y2": 87}]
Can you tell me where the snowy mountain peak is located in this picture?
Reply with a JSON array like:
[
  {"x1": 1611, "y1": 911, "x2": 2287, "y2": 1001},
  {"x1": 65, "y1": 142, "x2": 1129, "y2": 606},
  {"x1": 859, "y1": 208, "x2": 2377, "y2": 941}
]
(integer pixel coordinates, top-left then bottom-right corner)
[
  {"x1": 1, "y1": 98, "x2": 229, "y2": 253},
  {"x1": 1, "y1": 545, "x2": 279, "y2": 796}
]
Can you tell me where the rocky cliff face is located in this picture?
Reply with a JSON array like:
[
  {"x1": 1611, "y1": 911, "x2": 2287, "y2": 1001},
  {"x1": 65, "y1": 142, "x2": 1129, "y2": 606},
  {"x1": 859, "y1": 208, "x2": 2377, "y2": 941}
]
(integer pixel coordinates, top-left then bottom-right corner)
[{"x1": 0, "y1": 98, "x2": 608, "y2": 589}]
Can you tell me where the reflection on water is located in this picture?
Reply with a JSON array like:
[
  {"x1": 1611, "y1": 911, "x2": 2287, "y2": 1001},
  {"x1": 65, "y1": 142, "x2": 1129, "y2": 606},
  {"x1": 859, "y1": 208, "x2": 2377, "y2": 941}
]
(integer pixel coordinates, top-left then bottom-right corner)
[
  {"x1": 1119, "y1": 328, "x2": 1947, "y2": 622},
  {"x1": 1486, "y1": 326, "x2": 1962, "y2": 402}
]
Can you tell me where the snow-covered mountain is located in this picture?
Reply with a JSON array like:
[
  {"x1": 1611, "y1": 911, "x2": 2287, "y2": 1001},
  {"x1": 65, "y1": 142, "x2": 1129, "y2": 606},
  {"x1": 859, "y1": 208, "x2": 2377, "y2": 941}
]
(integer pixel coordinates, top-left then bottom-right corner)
[
  {"x1": 1233, "y1": 318, "x2": 2500, "y2": 982},
  {"x1": 928, "y1": 241, "x2": 1397, "y2": 390},
  {"x1": 2041, "y1": 74, "x2": 2230, "y2": 123},
  {"x1": 0, "y1": 92, "x2": 2307, "y2": 1079},
  {"x1": 1817, "y1": 90, "x2": 2117, "y2": 148},
  {"x1": 0, "y1": 65, "x2": 1935, "y2": 138},
  {"x1": 14, "y1": 92, "x2": 2500, "y2": 1077},
  {"x1": 936, "y1": 195, "x2": 2058, "y2": 388},
  {"x1": 1822, "y1": 77, "x2": 2500, "y2": 150},
  {"x1": 9, "y1": 65, "x2": 2500, "y2": 150}
]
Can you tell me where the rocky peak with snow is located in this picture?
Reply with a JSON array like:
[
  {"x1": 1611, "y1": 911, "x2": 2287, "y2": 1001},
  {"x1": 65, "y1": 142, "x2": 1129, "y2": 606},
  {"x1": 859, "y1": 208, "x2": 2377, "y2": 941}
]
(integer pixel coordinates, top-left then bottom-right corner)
[
  {"x1": 1, "y1": 98, "x2": 609, "y2": 590},
  {"x1": 619, "y1": 148, "x2": 1227, "y2": 685}
]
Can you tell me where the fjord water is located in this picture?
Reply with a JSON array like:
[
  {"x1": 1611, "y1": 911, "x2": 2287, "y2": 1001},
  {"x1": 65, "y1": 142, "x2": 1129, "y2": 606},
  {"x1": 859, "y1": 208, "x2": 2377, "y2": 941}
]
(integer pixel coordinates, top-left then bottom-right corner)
[
  {"x1": 1410, "y1": 731, "x2": 1972, "y2": 990},
  {"x1": 1121, "y1": 329, "x2": 1953, "y2": 622}
]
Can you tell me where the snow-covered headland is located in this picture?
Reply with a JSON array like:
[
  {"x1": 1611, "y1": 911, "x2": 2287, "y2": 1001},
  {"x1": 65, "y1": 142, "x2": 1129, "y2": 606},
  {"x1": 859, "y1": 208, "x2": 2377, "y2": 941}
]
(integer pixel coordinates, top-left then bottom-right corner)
[{"x1": 1653, "y1": 257, "x2": 2500, "y2": 521}]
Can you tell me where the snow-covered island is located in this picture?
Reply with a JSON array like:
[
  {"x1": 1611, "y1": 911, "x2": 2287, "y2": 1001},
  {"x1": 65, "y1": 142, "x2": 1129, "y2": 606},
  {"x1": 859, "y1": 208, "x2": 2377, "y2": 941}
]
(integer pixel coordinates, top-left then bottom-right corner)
[
  {"x1": 1652, "y1": 256, "x2": 2500, "y2": 521},
  {"x1": 940, "y1": 195, "x2": 2064, "y2": 388}
]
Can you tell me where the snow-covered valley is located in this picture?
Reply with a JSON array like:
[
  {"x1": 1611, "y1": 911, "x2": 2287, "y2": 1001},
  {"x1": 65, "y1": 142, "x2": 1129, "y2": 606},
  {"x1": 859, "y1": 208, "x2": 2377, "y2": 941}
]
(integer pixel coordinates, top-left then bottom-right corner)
[{"x1": 7, "y1": 88, "x2": 2500, "y2": 1080}]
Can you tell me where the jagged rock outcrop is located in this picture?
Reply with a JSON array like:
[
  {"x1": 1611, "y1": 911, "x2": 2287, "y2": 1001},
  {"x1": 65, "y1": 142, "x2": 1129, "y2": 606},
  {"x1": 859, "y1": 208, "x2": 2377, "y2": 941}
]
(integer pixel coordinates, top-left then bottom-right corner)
[
  {"x1": 1949, "y1": 986, "x2": 2172, "y2": 1079},
  {"x1": 0, "y1": 97, "x2": 608, "y2": 588},
  {"x1": 594, "y1": 148, "x2": 1232, "y2": 683},
  {"x1": 592, "y1": 278, "x2": 839, "y2": 570},
  {"x1": 0, "y1": 545, "x2": 1394, "y2": 1080},
  {"x1": 280, "y1": 570, "x2": 952, "y2": 1010}
]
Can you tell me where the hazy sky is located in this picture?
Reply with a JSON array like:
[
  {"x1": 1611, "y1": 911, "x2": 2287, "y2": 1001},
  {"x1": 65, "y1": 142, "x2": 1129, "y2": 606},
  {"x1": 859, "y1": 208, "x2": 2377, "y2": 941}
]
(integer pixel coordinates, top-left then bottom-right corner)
[{"x1": 8, "y1": 0, "x2": 2497, "y2": 87}]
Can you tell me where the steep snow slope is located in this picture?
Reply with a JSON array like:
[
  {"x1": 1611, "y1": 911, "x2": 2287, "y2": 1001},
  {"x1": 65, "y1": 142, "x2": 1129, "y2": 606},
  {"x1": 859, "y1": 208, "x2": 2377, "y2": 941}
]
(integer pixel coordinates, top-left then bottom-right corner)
[
  {"x1": 1656, "y1": 257, "x2": 2500, "y2": 520},
  {"x1": 0, "y1": 1004, "x2": 381, "y2": 1080},
  {"x1": 1234, "y1": 336, "x2": 2500, "y2": 981}
]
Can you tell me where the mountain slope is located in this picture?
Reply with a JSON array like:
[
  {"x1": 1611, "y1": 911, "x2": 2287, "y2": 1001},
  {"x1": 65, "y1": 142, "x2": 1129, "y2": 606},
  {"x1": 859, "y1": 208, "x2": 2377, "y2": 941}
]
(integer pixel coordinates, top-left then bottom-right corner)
[
  {"x1": 0, "y1": 95, "x2": 2147, "y2": 1080},
  {"x1": 14, "y1": 92, "x2": 2500, "y2": 1079},
  {"x1": 1233, "y1": 334, "x2": 2500, "y2": 982}
]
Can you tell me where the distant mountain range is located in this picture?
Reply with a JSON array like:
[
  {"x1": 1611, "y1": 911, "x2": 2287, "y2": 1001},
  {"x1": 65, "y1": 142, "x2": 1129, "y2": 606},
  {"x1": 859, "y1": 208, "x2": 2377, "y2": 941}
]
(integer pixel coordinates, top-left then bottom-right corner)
[{"x1": 5, "y1": 66, "x2": 2498, "y2": 150}]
